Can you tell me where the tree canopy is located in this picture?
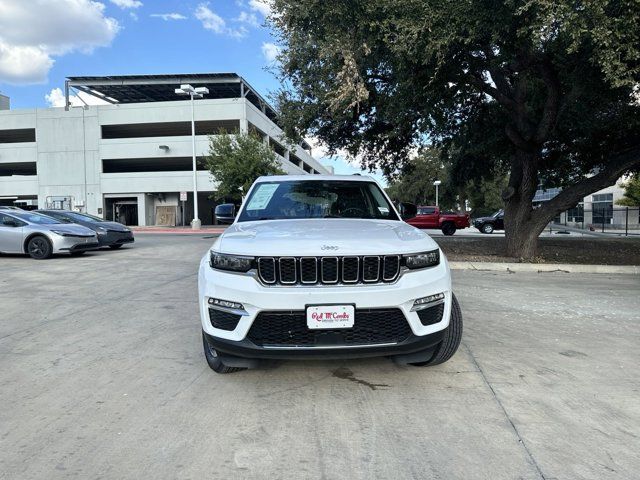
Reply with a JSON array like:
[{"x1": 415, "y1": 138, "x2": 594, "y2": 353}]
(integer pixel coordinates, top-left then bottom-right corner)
[
  {"x1": 271, "y1": 0, "x2": 640, "y2": 258},
  {"x1": 385, "y1": 149, "x2": 447, "y2": 206},
  {"x1": 205, "y1": 132, "x2": 285, "y2": 199},
  {"x1": 616, "y1": 174, "x2": 640, "y2": 206}
]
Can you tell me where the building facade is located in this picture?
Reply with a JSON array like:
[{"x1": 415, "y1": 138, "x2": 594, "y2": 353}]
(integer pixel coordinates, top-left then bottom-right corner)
[
  {"x1": 534, "y1": 178, "x2": 639, "y2": 232},
  {"x1": 0, "y1": 74, "x2": 330, "y2": 226}
]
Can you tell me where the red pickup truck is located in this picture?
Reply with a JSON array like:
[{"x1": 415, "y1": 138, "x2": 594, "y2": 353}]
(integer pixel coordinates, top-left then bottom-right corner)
[{"x1": 403, "y1": 205, "x2": 470, "y2": 235}]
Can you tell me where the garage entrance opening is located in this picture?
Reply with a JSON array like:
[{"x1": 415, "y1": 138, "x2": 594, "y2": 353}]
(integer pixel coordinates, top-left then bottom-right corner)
[
  {"x1": 105, "y1": 197, "x2": 139, "y2": 225},
  {"x1": 0, "y1": 195, "x2": 38, "y2": 210}
]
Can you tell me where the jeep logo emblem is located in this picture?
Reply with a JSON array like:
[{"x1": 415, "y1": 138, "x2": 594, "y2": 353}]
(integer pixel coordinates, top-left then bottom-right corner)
[{"x1": 321, "y1": 245, "x2": 339, "y2": 251}]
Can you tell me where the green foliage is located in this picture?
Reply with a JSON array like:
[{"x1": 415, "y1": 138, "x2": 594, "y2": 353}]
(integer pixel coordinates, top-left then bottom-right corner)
[
  {"x1": 385, "y1": 150, "x2": 446, "y2": 205},
  {"x1": 464, "y1": 177, "x2": 508, "y2": 218},
  {"x1": 386, "y1": 149, "x2": 507, "y2": 214},
  {"x1": 616, "y1": 175, "x2": 640, "y2": 206},
  {"x1": 205, "y1": 132, "x2": 285, "y2": 199},
  {"x1": 270, "y1": 0, "x2": 640, "y2": 204}
]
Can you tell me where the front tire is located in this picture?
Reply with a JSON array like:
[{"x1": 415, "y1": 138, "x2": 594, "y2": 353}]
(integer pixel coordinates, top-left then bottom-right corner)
[
  {"x1": 441, "y1": 222, "x2": 456, "y2": 236},
  {"x1": 481, "y1": 223, "x2": 494, "y2": 234},
  {"x1": 410, "y1": 294, "x2": 463, "y2": 367},
  {"x1": 202, "y1": 333, "x2": 246, "y2": 374},
  {"x1": 27, "y1": 236, "x2": 53, "y2": 260}
]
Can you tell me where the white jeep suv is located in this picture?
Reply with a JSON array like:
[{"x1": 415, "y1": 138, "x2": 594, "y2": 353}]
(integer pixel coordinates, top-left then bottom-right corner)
[{"x1": 198, "y1": 175, "x2": 462, "y2": 373}]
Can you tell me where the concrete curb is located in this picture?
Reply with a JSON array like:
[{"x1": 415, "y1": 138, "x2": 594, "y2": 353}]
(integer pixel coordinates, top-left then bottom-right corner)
[
  {"x1": 449, "y1": 261, "x2": 640, "y2": 274},
  {"x1": 131, "y1": 228, "x2": 226, "y2": 235}
]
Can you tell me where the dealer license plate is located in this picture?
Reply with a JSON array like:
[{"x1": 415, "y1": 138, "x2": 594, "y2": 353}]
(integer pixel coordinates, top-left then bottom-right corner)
[{"x1": 307, "y1": 305, "x2": 355, "y2": 330}]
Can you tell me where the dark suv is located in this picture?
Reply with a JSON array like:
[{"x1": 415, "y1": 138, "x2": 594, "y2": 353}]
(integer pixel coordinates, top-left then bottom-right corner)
[{"x1": 473, "y1": 210, "x2": 504, "y2": 234}]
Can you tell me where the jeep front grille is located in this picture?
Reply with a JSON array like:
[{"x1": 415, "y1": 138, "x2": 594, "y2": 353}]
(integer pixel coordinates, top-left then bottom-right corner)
[{"x1": 256, "y1": 255, "x2": 401, "y2": 286}]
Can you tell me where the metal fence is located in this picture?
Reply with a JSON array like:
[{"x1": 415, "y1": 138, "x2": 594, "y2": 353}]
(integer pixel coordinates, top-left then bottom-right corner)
[{"x1": 555, "y1": 207, "x2": 640, "y2": 236}]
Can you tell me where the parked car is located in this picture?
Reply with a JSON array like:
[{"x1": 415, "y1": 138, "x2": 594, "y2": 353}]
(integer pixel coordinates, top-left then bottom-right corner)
[
  {"x1": 36, "y1": 210, "x2": 134, "y2": 249},
  {"x1": 198, "y1": 175, "x2": 463, "y2": 373},
  {"x1": 0, "y1": 210, "x2": 99, "y2": 259},
  {"x1": 404, "y1": 205, "x2": 470, "y2": 235},
  {"x1": 214, "y1": 203, "x2": 238, "y2": 225},
  {"x1": 473, "y1": 209, "x2": 504, "y2": 234}
]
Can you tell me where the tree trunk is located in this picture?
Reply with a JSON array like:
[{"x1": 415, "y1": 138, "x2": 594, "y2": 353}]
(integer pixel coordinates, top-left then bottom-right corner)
[
  {"x1": 503, "y1": 151, "x2": 546, "y2": 260},
  {"x1": 502, "y1": 145, "x2": 640, "y2": 260}
]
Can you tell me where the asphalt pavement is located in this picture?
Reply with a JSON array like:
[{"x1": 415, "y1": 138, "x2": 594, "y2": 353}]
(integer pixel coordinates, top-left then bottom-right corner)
[{"x1": 0, "y1": 235, "x2": 638, "y2": 479}]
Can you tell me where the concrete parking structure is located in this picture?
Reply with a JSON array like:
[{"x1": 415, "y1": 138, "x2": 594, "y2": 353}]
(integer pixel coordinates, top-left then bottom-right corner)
[
  {"x1": 0, "y1": 236, "x2": 638, "y2": 479},
  {"x1": 0, "y1": 74, "x2": 330, "y2": 226}
]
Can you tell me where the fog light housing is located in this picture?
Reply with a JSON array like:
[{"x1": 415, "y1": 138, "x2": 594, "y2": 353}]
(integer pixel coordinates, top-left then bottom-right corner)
[
  {"x1": 208, "y1": 297, "x2": 245, "y2": 311},
  {"x1": 412, "y1": 292, "x2": 445, "y2": 311}
]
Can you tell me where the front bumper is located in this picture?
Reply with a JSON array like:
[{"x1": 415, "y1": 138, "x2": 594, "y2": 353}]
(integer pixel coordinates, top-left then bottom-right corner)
[
  {"x1": 52, "y1": 235, "x2": 100, "y2": 253},
  {"x1": 204, "y1": 328, "x2": 445, "y2": 360},
  {"x1": 97, "y1": 231, "x2": 135, "y2": 247},
  {"x1": 198, "y1": 251, "x2": 452, "y2": 358}
]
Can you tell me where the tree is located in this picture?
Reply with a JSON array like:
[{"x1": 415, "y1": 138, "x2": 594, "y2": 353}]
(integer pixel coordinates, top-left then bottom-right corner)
[
  {"x1": 464, "y1": 177, "x2": 508, "y2": 218},
  {"x1": 616, "y1": 175, "x2": 640, "y2": 206},
  {"x1": 205, "y1": 132, "x2": 285, "y2": 199},
  {"x1": 270, "y1": 0, "x2": 640, "y2": 259},
  {"x1": 385, "y1": 149, "x2": 448, "y2": 206},
  {"x1": 386, "y1": 150, "x2": 507, "y2": 214}
]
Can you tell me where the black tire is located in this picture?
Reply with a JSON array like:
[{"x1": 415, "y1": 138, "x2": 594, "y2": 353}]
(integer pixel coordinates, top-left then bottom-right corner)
[
  {"x1": 410, "y1": 294, "x2": 463, "y2": 367},
  {"x1": 70, "y1": 251, "x2": 86, "y2": 256},
  {"x1": 441, "y1": 222, "x2": 456, "y2": 236},
  {"x1": 202, "y1": 332, "x2": 246, "y2": 374},
  {"x1": 27, "y1": 235, "x2": 53, "y2": 260},
  {"x1": 109, "y1": 244, "x2": 123, "y2": 249},
  {"x1": 481, "y1": 223, "x2": 494, "y2": 234}
]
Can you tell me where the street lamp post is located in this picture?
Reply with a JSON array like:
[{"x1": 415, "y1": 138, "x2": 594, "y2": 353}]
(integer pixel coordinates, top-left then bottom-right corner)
[
  {"x1": 433, "y1": 180, "x2": 442, "y2": 207},
  {"x1": 175, "y1": 84, "x2": 209, "y2": 229}
]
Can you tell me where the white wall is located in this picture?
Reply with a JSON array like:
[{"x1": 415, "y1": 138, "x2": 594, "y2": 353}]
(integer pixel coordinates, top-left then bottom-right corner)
[
  {"x1": 100, "y1": 171, "x2": 216, "y2": 193},
  {"x1": 0, "y1": 109, "x2": 38, "y2": 189},
  {"x1": 245, "y1": 101, "x2": 325, "y2": 173}
]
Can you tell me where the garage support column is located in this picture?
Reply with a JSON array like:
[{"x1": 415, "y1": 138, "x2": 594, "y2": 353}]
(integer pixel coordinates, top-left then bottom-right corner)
[
  {"x1": 240, "y1": 98, "x2": 248, "y2": 135},
  {"x1": 136, "y1": 193, "x2": 147, "y2": 226}
]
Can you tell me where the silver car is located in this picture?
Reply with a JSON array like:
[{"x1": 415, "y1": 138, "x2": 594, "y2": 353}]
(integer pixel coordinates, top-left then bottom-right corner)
[{"x1": 0, "y1": 210, "x2": 99, "y2": 259}]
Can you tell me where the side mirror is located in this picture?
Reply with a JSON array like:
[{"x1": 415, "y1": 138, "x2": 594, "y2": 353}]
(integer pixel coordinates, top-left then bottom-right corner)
[
  {"x1": 214, "y1": 203, "x2": 237, "y2": 225},
  {"x1": 398, "y1": 202, "x2": 417, "y2": 220}
]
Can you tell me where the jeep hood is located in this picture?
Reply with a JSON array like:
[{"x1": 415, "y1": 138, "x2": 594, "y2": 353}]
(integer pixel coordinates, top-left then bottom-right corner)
[{"x1": 217, "y1": 219, "x2": 439, "y2": 256}]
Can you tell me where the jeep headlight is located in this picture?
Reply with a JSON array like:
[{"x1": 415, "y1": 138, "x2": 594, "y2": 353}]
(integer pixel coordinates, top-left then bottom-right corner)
[
  {"x1": 404, "y1": 250, "x2": 440, "y2": 269},
  {"x1": 209, "y1": 252, "x2": 254, "y2": 272}
]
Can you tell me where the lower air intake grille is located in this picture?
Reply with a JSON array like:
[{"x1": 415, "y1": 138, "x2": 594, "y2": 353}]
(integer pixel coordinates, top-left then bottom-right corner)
[
  {"x1": 209, "y1": 308, "x2": 242, "y2": 331},
  {"x1": 246, "y1": 308, "x2": 411, "y2": 347},
  {"x1": 416, "y1": 303, "x2": 445, "y2": 326}
]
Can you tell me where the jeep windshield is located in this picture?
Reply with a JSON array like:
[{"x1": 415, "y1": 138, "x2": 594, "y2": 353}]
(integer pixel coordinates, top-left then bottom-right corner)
[{"x1": 238, "y1": 180, "x2": 400, "y2": 222}]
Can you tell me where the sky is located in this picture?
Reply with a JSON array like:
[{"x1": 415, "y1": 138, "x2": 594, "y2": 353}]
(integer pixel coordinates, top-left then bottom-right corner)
[{"x1": 0, "y1": 0, "x2": 385, "y2": 183}]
